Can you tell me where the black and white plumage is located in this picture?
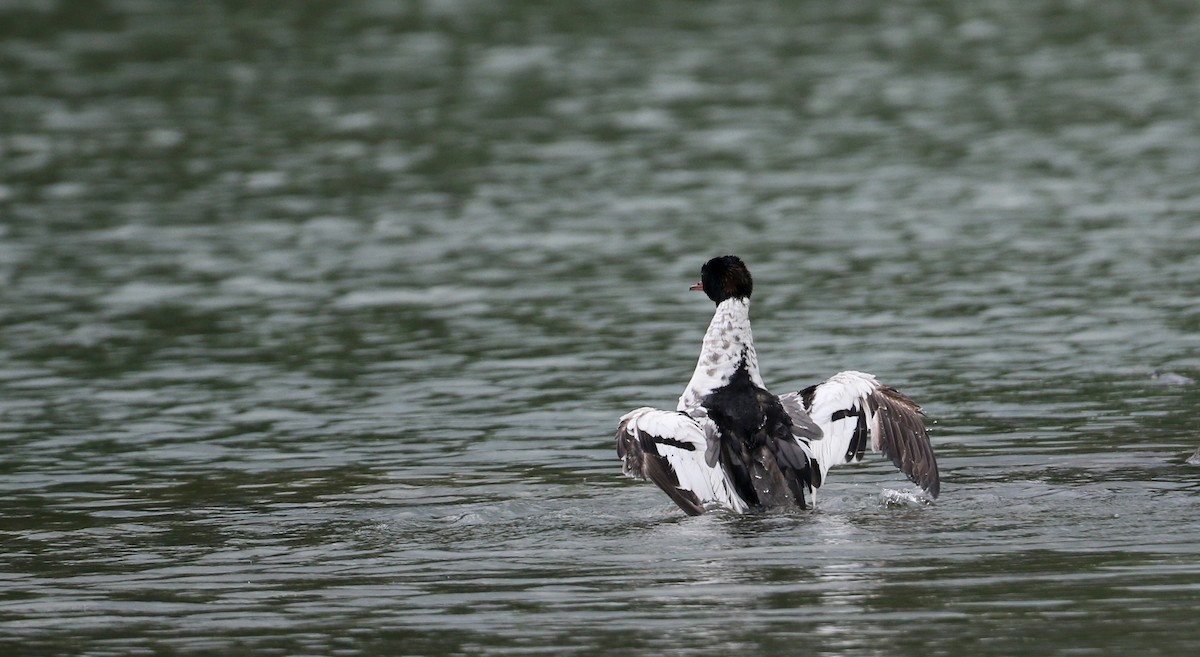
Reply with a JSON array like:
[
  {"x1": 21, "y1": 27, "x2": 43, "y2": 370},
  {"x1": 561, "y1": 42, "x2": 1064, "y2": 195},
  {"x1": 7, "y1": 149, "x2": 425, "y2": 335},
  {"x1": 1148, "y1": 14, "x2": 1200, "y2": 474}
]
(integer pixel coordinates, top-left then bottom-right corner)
[{"x1": 616, "y1": 255, "x2": 940, "y2": 515}]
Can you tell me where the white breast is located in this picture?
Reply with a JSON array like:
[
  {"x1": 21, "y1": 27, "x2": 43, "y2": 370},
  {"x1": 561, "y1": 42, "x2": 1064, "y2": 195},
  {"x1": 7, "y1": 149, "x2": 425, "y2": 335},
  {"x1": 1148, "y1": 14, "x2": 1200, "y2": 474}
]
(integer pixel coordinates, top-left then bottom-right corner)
[{"x1": 676, "y1": 298, "x2": 763, "y2": 410}]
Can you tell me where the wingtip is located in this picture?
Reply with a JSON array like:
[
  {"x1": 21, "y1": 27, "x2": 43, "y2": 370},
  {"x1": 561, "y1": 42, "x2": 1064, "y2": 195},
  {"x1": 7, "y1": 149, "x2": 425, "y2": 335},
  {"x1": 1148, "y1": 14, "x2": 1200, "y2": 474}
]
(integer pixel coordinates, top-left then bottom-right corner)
[{"x1": 924, "y1": 476, "x2": 941, "y2": 499}]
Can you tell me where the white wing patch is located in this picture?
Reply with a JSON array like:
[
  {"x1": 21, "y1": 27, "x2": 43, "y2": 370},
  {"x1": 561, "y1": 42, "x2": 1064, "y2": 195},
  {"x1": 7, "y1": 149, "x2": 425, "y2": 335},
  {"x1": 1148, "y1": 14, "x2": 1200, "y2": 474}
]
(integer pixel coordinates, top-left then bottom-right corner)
[
  {"x1": 793, "y1": 371, "x2": 940, "y2": 497},
  {"x1": 616, "y1": 407, "x2": 749, "y2": 515}
]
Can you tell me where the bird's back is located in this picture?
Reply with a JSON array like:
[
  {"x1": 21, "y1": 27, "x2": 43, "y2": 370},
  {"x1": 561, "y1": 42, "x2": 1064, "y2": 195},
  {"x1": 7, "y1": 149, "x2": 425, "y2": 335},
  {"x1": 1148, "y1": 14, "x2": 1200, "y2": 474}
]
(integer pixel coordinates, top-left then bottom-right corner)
[{"x1": 701, "y1": 368, "x2": 816, "y2": 510}]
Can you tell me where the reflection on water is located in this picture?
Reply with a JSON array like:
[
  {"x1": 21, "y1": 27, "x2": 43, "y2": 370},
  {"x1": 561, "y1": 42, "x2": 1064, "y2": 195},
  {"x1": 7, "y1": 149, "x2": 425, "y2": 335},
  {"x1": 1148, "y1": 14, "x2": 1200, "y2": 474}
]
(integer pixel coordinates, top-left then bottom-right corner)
[{"x1": 3, "y1": 1, "x2": 1200, "y2": 655}]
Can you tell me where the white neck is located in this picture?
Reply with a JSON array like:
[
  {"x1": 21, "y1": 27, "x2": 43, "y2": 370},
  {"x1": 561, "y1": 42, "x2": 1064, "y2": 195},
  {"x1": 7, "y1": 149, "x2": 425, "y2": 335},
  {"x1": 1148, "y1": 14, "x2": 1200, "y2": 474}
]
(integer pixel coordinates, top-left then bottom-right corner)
[{"x1": 676, "y1": 297, "x2": 763, "y2": 410}]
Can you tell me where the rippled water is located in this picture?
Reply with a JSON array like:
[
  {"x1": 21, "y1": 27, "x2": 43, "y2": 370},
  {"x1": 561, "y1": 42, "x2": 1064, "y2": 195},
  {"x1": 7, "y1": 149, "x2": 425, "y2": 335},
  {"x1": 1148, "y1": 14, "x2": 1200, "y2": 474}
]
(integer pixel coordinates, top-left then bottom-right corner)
[{"x1": 3, "y1": 1, "x2": 1200, "y2": 655}]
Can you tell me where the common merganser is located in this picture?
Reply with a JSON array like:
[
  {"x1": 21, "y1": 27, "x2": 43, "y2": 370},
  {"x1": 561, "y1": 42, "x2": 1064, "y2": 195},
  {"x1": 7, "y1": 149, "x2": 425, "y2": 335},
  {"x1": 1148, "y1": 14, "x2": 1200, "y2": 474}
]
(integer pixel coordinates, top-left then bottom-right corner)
[{"x1": 616, "y1": 255, "x2": 940, "y2": 515}]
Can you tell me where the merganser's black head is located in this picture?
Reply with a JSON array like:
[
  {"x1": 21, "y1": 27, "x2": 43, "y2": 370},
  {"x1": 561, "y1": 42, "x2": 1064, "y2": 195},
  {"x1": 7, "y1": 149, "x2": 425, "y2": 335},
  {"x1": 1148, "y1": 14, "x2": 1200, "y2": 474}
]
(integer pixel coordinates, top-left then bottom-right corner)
[{"x1": 690, "y1": 255, "x2": 753, "y2": 304}]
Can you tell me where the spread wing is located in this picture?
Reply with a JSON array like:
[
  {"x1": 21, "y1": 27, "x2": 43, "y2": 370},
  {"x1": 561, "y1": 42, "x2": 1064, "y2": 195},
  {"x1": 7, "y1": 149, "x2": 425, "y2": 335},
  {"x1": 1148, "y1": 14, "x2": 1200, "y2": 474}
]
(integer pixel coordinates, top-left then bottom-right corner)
[
  {"x1": 615, "y1": 407, "x2": 748, "y2": 515},
  {"x1": 782, "y1": 370, "x2": 940, "y2": 498}
]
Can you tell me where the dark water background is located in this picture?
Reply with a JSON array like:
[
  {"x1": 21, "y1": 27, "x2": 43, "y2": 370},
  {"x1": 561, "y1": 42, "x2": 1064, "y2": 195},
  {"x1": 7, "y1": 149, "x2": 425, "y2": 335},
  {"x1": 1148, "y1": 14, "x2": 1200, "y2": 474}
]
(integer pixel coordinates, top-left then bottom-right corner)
[{"x1": 3, "y1": 1, "x2": 1200, "y2": 655}]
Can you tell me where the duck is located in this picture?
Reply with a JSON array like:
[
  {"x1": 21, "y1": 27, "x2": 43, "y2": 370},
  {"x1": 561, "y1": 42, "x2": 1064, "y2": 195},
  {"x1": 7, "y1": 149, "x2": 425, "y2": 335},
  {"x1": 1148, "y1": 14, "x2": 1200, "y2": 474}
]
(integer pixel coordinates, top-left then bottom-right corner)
[{"x1": 616, "y1": 255, "x2": 940, "y2": 515}]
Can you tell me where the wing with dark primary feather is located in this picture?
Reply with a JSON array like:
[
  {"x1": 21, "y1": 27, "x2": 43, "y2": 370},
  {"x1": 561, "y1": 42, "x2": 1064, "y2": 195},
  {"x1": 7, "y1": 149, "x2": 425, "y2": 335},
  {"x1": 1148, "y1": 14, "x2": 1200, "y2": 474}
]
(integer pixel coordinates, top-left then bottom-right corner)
[
  {"x1": 615, "y1": 407, "x2": 748, "y2": 515},
  {"x1": 781, "y1": 370, "x2": 940, "y2": 497}
]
